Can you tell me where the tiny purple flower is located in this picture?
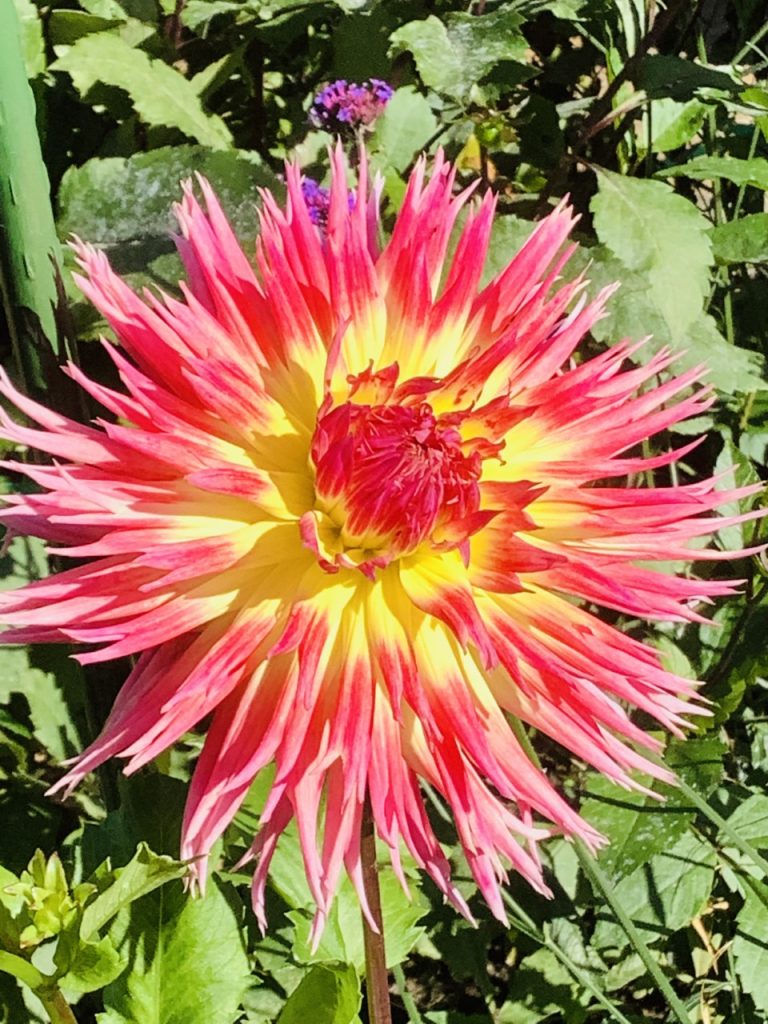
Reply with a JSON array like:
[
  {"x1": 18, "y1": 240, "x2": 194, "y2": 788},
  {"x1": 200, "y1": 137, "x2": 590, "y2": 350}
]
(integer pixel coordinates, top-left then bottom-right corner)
[
  {"x1": 301, "y1": 177, "x2": 355, "y2": 230},
  {"x1": 309, "y1": 78, "x2": 394, "y2": 133}
]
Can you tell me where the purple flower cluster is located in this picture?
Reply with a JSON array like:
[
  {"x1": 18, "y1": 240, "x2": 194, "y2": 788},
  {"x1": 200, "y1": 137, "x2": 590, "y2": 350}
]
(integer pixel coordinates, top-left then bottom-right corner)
[
  {"x1": 300, "y1": 178, "x2": 355, "y2": 229},
  {"x1": 309, "y1": 78, "x2": 393, "y2": 133}
]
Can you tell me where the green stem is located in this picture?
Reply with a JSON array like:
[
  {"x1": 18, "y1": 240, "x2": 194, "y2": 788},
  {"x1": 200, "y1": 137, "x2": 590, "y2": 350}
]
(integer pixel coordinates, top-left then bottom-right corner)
[
  {"x1": 734, "y1": 17, "x2": 768, "y2": 65},
  {"x1": 575, "y1": 841, "x2": 693, "y2": 1024},
  {"x1": 0, "y1": 0, "x2": 61, "y2": 388},
  {"x1": 392, "y1": 963, "x2": 422, "y2": 1024},
  {"x1": 37, "y1": 985, "x2": 79, "y2": 1024},
  {"x1": 0, "y1": 953, "x2": 77, "y2": 1024}
]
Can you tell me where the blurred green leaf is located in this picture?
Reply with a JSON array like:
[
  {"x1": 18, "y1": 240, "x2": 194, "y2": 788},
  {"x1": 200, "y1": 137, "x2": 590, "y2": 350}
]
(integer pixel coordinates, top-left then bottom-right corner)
[
  {"x1": 587, "y1": 248, "x2": 765, "y2": 392},
  {"x1": 51, "y1": 34, "x2": 233, "y2": 149},
  {"x1": 637, "y1": 55, "x2": 738, "y2": 100},
  {"x1": 725, "y1": 794, "x2": 768, "y2": 848},
  {"x1": 0, "y1": 647, "x2": 84, "y2": 764},
  {"x1": 58, "y1": 146, "x2": 278, "y2": 247},
  {"x1": 648, "y1": 98, "x2": 708, "y2": 152}
]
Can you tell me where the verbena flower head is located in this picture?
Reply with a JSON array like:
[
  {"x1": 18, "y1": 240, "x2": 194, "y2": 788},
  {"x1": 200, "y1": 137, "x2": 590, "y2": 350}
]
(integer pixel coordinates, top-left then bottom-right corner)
[
  {"x1": 0, "y1": 148, "x2": 761, "y2": 939},
  {"x1": 309, "y1": 78, "x2": 393, "y2": 132},
  {"x1": 300, "y1": 176, "x2": 354, "y2": 229}
]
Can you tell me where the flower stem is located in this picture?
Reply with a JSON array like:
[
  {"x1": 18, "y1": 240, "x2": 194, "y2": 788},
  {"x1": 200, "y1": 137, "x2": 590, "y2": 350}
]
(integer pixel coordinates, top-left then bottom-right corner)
[
  {"x1": 37, "y1": 986, "x2": 79, "y2": 1024},
  {"x1": 361, "y1": 799, "x2": 392, "y2": 1024}
]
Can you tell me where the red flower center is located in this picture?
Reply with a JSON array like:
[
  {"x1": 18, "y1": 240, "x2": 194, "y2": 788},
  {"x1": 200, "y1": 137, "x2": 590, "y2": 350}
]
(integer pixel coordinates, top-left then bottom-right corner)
[{"x1": 301, "y1": 399, "x2": 487, "y2": 577}]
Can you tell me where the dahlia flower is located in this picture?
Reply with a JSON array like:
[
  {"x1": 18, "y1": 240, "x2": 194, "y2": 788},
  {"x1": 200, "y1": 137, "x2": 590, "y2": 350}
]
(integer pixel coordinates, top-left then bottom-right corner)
[{"x1": 0, "y1": 149, "x2": 760, "y2": 937}]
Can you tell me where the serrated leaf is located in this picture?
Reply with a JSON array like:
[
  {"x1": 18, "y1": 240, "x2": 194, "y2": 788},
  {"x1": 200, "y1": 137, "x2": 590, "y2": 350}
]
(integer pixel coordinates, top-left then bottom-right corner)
[
  {"x1": 733, "y1": 880, "x2": 768, "y2": 1014},
  {"x1": 710, "y1": 213, "x2": 768, "y2": 263},
  {"x1": 57, "y1": 935, "x2": 123, "y2": 994},
  {"x1": 389, "y1": 10, "x2": 527, "y2": 103},
  {"x1": 57, "y1": 146, "x2": 278, "y2": 258},
  {"x1": 591, "y1": 830, "x2": 716, "y2": 949},
  {"x1": 52, "y1": 34, "x2": 232, "y2": 149},
  {"x1": 659, "y1": 155, "x2": 768, "y2": 189},
  {"x1": 0, "y1": 647, "x2": 83, "y2": 762},
  {"x1": 500, "y1": 947, "x2": 587, "y2": 1024},
  {"x1": 725, "y1": 794, "x2": 768, "y2": 848},
  {"x1": 590, "y1": 168, "x2": 713, "y2": 337},
  {"x1": 98, "y1": 878, "x2": 249, "y2": 1024},
  {"x1": 580, "y1": 774, "x2": 695, "y2": 882},
  {"x1": 368, "y1": 87, "x2": 439, "y2": 175},
  {"x1": 80, "y1": 844, "x2": 186, "y2": 939},
  {"x1": 287, "y1": 872, "x2": 427, "y2": 970},
  {"x1": 586, "y1": 247, "x2": 765, "y2": 393},
  {"x1": 277, "y1": 964, "x2": 361, "y2": 1024}
]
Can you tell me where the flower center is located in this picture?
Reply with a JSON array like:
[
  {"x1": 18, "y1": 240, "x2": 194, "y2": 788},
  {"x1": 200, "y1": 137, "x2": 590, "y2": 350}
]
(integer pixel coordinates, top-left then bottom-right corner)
[{"x1": 301, "y1": 399, "x2": 486, "y2": 578}]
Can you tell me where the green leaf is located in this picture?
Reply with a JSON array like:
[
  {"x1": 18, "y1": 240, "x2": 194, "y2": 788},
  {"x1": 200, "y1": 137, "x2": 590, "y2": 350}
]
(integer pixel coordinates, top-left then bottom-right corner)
[
  {"x1": 48, "y1": 11, "x2": 124, "y2": 47},
  {"x1": 82, "y1": 774, "x2": 188, "y2": 870},
  {"x1": 733, "y1": 879, "x2": 768, "y2": 1014},
  {"x1": 725, "y1": 794, "x2": 768, "y2": 849},
  {"x1": 80, "y1": 843, "x2": 187, "y2": 939},
  {"x1": 368, "y1": 87, "x2": 439, "y2": 175},
  {"x1": 659, "y1": 155, "x2": 768, "y2": 189},
  {"x1": 98, "y1": 878, "x2": 249, "y2": 1024},
  {"x1": 389, "y1": 10, "x2": 527, "y2": 103},
  {"x1": 499, "y1": 947, "x2": 587, "y2": 1024},
  {"x1": 713, "y1": 440, "x2": 762, "y2": 549},
  {"x1": 287, "y1": 872, "x2": 427, "y2": 970},
  {"x1": 637, "y1": 54, "x2": 739, "y2": 101},
  {"x1": 580, "y1": 774, "x2": 694, "y2": 882},
  {"x1": 58, "y1": 146, "x2": 278, "y2": 253},
  {"x1": 661, "y1": 736, "x2": 727, "y2": 796},
  {"x1": 710, "y1": 212, "x2": 768, "y2": 264},
  {"x1": 277, "y1": 964, "x2": 361, "y2": 1024},
  {"x1": 0, "y1": 647, "x2": 83, "y2": 763},
  {"x1": 51, "y1": 34, "x2": 232, "y2": 149},
  {"x1": 56, "y1": 934, "x2": 123, "y2": 995},
  {"x1": 12, "y1": 0, "x2": 45, "y2": 78},
  {"x1": 590, "y1": 168, "x2": 713, "y2": 337},
  {"x1": 648, "y1": 98, "x2": 708, "y2": 153},
  {"x1": 591, "y1": 830, "x2": 716, "y2": 949},
  {"x1": 586, "y1": 248, "x2": 765, "y2": 392}
]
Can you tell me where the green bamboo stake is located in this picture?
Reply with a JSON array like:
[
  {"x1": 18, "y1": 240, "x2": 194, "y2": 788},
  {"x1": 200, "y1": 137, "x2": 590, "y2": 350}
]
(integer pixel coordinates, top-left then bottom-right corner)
[{"x1": 0, "y1": 0, "x2": 61, "y2": 388}]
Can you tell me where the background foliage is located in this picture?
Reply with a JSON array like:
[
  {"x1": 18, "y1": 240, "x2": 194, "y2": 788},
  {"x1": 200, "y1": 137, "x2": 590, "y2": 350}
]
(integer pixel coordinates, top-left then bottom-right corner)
[{"x1": 1, "y1": 0, "x2": 768, "y2": 1021}]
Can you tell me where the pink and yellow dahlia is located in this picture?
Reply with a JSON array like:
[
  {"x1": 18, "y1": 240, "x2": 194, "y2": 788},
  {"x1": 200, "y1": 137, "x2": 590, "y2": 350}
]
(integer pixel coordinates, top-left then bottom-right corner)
[{"x1": 0, "y1": 149, "x2": 760, "y2": 933}]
